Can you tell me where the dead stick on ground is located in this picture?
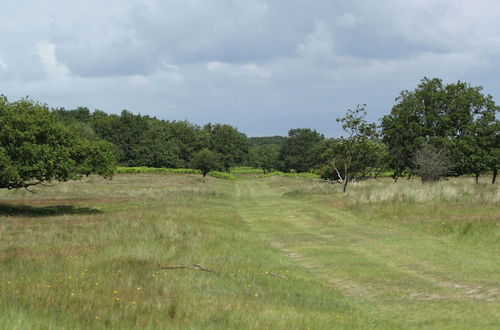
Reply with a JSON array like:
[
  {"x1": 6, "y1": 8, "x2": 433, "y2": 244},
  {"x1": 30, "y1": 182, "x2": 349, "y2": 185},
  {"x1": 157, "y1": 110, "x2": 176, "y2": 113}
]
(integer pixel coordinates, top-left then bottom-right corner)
[
  {"x1": 193, "y1": 264, "x2": 213, "y2": 272},
  {"x1": 157, "y1": 264, "x2": 214, "y2": 273},
  {"x1": 269, "y1": 273, "x2": 288, "y2": 280},
  {"x1": 157, "y1": 265, "x2": 191, "y2": 270}
]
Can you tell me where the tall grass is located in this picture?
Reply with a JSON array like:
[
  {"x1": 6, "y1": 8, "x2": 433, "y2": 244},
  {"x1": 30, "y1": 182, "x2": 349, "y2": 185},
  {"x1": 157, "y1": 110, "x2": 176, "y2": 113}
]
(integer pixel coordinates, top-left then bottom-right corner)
[
  {"x1": 277, "y1": 177, "x2": 500, "y2": 204},
  {"x1": 259, "y1": 171, "x2": 320, "y2": 179},
  {"x1": 0, "y1": 174, "x2": 498, "y2": 328},
  {"x1": 273, "y1": 176, "x2": 500, "y2": 248}
]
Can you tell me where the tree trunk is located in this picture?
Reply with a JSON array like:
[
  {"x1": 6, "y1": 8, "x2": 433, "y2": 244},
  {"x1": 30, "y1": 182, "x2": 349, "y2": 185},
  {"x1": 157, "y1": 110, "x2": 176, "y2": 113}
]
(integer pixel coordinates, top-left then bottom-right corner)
[
  {"x1": 493, "y1": 167, "x2": 497, "y2": 184},
  {"x1": 475, "y1": 172, "x2": 480, "y2": 184},
  {"x1": 392, "y1": 172, "x2": 398, "y2": 182},
  {"x1": 342, "y1": 168, "x2": 348, "y2": 193}
]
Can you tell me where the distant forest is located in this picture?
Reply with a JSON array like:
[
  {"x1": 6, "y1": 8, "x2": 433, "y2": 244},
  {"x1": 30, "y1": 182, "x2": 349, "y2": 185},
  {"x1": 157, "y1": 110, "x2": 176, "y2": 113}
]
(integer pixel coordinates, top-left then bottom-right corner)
[
  {"x1": 2, "y1": 77, "x2": 497, "y2": 187},
  {"x1": 54, "y1": 108, "x2": 249, "y2": 171}
]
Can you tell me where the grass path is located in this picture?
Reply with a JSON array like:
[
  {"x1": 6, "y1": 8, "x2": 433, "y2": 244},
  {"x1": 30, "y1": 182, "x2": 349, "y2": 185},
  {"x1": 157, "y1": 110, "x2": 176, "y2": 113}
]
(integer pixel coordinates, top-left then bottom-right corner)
[{"x1": 233, "y1": 178, "x2": 500, "y2": 329}]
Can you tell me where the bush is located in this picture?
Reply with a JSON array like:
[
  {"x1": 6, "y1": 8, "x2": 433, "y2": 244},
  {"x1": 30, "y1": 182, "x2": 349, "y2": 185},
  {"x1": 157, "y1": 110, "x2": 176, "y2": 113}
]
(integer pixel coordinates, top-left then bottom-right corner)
[
  {"x1": 207, "y1": 171, "x2": 236, "y2": 180},
  {"x1": 412, "y1": 144, "x2": 453, "y2": 182},
  {"x1": 191, "y1": 149, "x2": 224, "y2": 177}
]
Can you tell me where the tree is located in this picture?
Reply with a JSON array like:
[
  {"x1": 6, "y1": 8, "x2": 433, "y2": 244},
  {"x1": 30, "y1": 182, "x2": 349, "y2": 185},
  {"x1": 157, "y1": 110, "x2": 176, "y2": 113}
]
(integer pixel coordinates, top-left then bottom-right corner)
[
  {"x1": 412, "y1": 144, "x2": 452, "y2": 182},
  {"x1": 247, "y1": 136, "x2": 287, "y2": 147},
  {"x1": 278, "y1": 128, "x2": 325, "y2": 172},
  {"x1": 321, "y1": 105, "x2": 387, "y2": 192},
  {"x1": 0, "y1": 97, "x2": 115, "y2": 190},
  {"x1": 204, "y1": 124, "x2": 248, "y2": 171},
  {"x1": 249, "y1": 144, "x2": 279, "y2": 173},
  {"x1": 190, "y1": 149, "x2": 223, "y2": 177},
  {"x1": 382, "y1": 78, "x2": 500, "y2": 182}
]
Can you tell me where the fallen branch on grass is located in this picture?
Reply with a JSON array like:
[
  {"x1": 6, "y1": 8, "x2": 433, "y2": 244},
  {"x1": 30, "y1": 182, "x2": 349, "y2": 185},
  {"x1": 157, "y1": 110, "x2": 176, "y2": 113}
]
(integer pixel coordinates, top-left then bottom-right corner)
[
  {"x1": 269, "y1": 273, "x2": 288, "y2": 280},
  {"x1": 157, "y1": 264, "x2": 214, "y2": 273}
]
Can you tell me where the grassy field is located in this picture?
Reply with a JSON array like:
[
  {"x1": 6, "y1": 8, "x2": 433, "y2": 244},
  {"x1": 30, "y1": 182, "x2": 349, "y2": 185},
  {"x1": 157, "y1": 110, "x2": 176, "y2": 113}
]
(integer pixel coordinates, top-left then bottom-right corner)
[{"x1": 0, "y1": 174, "x2": 499, "y2": 329}]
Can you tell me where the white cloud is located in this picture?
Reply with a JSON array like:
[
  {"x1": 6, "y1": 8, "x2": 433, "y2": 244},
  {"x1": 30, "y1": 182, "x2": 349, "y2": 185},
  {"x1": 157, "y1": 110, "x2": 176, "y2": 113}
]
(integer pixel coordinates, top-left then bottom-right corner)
[
  {"x1": 0, "y1": 57, "x2": 7, "y2": 70},
  {"x1": 337, "y1": 13, "x2": 360, "y2": 28},
  {"x1": 36, "y1": 40, "x2": 70, "y2": 78},
  {"x1": 297, "y1": 21, "x2": 335, "y2": 60},
  {"x1": 206, "y1": 61, "x2": 272, "y2": 78}
]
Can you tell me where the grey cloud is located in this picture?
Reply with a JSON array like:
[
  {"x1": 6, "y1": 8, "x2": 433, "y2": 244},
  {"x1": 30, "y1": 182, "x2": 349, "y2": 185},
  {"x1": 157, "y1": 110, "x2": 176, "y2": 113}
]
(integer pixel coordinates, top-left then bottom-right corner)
[{"x1": 1, "y1": 0, "x2": 500, "y2": 136}]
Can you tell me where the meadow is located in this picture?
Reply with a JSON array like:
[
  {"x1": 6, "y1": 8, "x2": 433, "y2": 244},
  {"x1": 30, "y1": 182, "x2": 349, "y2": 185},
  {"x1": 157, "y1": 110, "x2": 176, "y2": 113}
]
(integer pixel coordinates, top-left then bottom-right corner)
[{"x1": 0, "y1": 173, "x2": 498, "y2": 329}]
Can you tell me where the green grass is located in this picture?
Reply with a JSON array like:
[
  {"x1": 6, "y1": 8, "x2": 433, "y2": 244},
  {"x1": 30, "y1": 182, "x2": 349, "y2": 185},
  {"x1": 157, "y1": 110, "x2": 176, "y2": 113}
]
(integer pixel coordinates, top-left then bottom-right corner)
[
  {"x1": 0, "y1": 174, "x2": 498, "y2": 329},
  {"x1": 206, "y1": 171, "x2": 236, "y2": 180},
  {"x1": 230, "y1": 167, "x2": 264, "y2": 174},
  {"x1": 259, "y1": 171, "x2": 320, "y2": 179}
]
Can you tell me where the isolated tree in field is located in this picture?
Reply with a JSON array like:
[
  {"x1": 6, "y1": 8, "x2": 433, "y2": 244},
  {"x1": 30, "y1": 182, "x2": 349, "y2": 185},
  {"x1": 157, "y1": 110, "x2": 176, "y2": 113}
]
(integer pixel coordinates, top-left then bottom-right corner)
[
  {"x1": 0, "y1": 97, "x2": 115, "y2": 190},
  {"x1": 190, "y1": 149, "x2": 223, "y2": 177},
  {"x1": 249, "y1": 144, "x2": 279, "y2": 173},
  {"x1": 321, "y1": 105, "x2": 387, "y2": 192},
  {"x1": 412, "y1": 144, "x2": 452, "y2": 182},
  {"x1": 204, "y1": 124, "x2": 248, "y2": 171},
  {"x1": 278, "y1": 128, "x2": 325, "y2": 172},
  {"x1": 381, "y1": 78, "x2": 500, "y2": 182}
]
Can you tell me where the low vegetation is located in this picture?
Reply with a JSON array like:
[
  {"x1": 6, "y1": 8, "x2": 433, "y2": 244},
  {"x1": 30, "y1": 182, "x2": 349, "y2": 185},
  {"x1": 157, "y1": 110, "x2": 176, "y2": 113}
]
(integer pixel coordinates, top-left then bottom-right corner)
[
  {"x1": 1, "y1": 174, "x2": 498, "y2": 328},
  {"x1": 115, "y1": 167, "x2": 201, "y2": 174},
  {"x1": 259, "y1": 171, "x2": 320, "y2": 179},
  {"x1": 116, "y1": 167, "x2": 235, "y2": 180}
]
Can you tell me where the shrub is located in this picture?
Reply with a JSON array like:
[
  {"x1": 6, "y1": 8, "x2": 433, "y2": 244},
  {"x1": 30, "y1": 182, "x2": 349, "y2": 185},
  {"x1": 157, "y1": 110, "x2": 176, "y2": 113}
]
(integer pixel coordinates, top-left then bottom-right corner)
[
  {"x1": 190, "y1": 149, "x2": 224, "y2": 177},
  {"x1": 412, "y1": 144, "x2": 453, "y2": 182},
  {"x1": 207, "y1": 171, "x2": 236, "y2": 180}
]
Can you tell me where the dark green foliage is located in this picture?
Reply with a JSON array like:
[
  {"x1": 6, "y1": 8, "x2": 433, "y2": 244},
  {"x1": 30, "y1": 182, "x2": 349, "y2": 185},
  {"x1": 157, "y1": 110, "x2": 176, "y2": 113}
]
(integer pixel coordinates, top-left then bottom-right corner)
[
  {"x1": 247, "y1": 136, "x2": 285, "y2": 172},
  {"x1": 381, "y1": 78, "x2": 500, "y2": 182},
  {"x1": 204, "y1": 124, "x2": 249, "y2": 171},
  {"x1": 55, "y1": 109, "x2": 249, "y2": 172},
  {"x1": 54, "y1": 109, "x2": 212, "y2": 169},
  {"x1": 190, "y1": 149, "x2": 224, "y2": 177},
  {"x1": 278, "y1": 128, "x2": 325, "y2": 173},
  {"x1": 0, "y1": 97, "x2": 115, "y2": 189},
  {"x1": 247, "y1": 136, "x2": 287, "y2": 147},
  {"x1": 248, "y1": 144, "x2": 279, "y2": 173}
]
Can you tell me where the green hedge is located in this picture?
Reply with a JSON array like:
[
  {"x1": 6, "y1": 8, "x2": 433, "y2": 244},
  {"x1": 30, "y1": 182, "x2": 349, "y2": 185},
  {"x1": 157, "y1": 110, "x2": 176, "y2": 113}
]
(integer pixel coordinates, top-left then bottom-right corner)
[
  {"x1": 230, "y1": 167, "x2": 264, "y2": 174},
  {"x1": 116, "y1": 167, "x2": 235, "y2": 180},
  {"x1": 116, "y1": 167, "x2": 201, "y2": 174}
]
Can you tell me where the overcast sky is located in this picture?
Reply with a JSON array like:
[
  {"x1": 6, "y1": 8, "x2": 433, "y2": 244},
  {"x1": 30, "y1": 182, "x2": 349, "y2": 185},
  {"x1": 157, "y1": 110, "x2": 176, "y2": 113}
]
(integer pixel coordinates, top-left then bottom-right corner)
[{"x1": 1, "y1": 1, "x2": 500, "y2": 136}]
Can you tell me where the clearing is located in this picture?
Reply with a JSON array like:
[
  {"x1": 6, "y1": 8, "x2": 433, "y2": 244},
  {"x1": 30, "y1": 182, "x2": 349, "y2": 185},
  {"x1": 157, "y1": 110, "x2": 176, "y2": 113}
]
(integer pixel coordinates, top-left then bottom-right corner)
[{"x1": 0, "y1": 174, "x2": 499, "y2": 329}]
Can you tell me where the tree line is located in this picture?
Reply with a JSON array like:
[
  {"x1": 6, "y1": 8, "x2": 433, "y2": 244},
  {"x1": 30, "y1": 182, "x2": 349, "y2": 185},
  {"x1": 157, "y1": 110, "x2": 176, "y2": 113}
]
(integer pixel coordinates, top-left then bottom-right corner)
[
  {"x1": 54, "y1": 107, "x2": 248, "y2": 172},
  {"x1": 0, "y1": 77, "x2": 498, "y2": 190},
  {"x1": 248, "y1": 78, "x2": 498, "y2": 189}
]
